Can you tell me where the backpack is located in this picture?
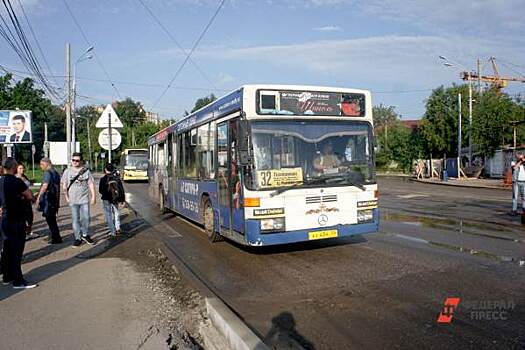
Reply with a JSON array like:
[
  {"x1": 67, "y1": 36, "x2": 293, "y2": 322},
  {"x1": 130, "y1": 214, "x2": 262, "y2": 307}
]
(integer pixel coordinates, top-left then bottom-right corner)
[
  {"x1": 46, "y1": 170, "x2": 60, "y2": 210},
  {"x1": 107, "y1": 173, "x2": 124, "y2": 204}
]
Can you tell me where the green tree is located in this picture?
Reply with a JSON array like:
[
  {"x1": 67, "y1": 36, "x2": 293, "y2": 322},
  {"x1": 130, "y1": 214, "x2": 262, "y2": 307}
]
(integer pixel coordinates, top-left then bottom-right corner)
[
  {"x1": 472, "y1": 88, "x2": 523, "y2": 156},
  {"x1": 373, "y1": 103, "x2": 398, "y2": 129},
  {"x1": 114, "y1": 97, "x2": 146, "y2": 127},
  {"x1": 76, "y1": 105, "x2": 102, "y2": 165},
  {"x1": 191, "y1": 94, "x2": 216, "y2": 113},
  {"x1": 420, "y1": 84, "x2": 470, "y2": 158}
]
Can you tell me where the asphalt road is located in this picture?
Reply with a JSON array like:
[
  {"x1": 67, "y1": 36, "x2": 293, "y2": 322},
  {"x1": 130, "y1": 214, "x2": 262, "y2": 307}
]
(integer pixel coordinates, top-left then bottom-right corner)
[{"x1": 126, "y1": 177, "x2": 525, "y2": 350}]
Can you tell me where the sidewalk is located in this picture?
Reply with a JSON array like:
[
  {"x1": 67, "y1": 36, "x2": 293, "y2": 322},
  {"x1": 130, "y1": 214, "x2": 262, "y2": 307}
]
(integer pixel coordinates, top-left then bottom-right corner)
[
  {"x1": 411, "y1": 177, "x2": 510, "y2": 190},
  {"x1": 0, "y1": 198, "x2": 218, "y2": 350}
]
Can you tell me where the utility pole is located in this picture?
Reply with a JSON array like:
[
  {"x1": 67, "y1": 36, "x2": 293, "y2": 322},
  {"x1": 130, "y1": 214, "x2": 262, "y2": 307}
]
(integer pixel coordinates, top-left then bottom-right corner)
[
  {"x1": 108, "y1": 112, "x2": 112, "y2": 163},
  {"x1": 458, "y1": 93, "x2": 462, "y2": 178},
  {"x1": 87, "y1": 119, "x2": 92, "y2": 167},
  {"x1": 468, "y1": 73, "x2": 473, "y2": 166},
  {"x1": 477, "y1": 58, "x2": 482, "y2": 93},
  {"x1": 44, "y1": 122, "x2": 49, "y2": 157},
  {"x1": 71, "y1": 70, "x2": 76, "y2": 156},
  {"x1": 65, "y1": 43, "x2": 72, "y2": 166}
]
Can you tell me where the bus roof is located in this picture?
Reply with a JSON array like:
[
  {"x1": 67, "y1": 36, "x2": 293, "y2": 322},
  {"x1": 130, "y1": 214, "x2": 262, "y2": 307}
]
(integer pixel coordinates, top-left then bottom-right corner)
[{"x1": 148, "y1": 84, "x2": 371, "y2": 146}]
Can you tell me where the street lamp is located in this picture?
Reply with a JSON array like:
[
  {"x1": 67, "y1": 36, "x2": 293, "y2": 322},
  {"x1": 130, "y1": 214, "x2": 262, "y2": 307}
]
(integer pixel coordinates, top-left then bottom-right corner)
[
  {"x1": 439, "y1": 55, "x2": 474, "y2": 167},
  {"x1": 72, "y1": 46, "x2": 94, "y2": 158}
]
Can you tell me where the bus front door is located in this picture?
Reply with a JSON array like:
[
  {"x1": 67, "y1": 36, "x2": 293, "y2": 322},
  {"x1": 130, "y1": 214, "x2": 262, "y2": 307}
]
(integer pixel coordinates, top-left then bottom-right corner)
[{"x1": 217, "y1": 120, "x2": 244, "y2": 235}]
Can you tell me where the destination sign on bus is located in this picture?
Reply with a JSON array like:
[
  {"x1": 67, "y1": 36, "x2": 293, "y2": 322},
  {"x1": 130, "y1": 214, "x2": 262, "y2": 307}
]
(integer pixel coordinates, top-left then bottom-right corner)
[
  {"x1": 258, "y1": 90, "x2": 365, "y2": 117},
  {"x1": 257, "y1": 167, "x2": 303, "y2": 189}
]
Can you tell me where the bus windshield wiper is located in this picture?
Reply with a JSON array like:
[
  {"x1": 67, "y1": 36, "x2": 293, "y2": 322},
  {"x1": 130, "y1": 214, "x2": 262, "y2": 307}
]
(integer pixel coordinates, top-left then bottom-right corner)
[
  {"x1": 269, "y1": 182, "x2": 303, "y2": 197},
  {"x1": 329, "y1": 175, "x2": 367, "y2": 191}
]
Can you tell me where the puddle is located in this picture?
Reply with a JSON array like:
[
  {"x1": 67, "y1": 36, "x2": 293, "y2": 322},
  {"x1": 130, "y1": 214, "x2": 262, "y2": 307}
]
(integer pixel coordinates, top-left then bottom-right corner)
[
  {"x1": 389, "y1": 233, "x2": 517, "y2": 263},
  {"x1": 381, "y1": 212, "x2": 523, "y2": 243}
]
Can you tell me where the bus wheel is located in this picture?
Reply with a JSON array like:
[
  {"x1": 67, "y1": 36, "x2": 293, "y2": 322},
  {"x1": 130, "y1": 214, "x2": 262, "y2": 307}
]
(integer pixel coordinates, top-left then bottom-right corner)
[{"x1": 203, "y1": 200, "x2": 222, "y2": 242}]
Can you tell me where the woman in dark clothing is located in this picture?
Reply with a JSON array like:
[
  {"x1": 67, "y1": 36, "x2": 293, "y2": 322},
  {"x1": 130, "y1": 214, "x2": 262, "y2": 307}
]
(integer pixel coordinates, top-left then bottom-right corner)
[{"x1": 15, "y1": 163, "x2": 33, "y2": 237}]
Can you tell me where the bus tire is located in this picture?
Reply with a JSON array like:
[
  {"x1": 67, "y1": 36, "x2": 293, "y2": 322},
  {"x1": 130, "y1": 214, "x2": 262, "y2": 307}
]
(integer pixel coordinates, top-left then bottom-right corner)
[
  {"x1": 159, "y1": 186, "x2": 167, "y2": 213},
  {"x1": 203, "y1": 199, "x2": 222, "y2": 242}
]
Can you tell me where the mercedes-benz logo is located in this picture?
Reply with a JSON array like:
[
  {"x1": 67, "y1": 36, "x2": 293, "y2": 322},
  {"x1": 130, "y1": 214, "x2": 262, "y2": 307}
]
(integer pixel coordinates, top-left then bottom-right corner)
[{"x1": 318, "y1": 214, "x2": 328, "y2": 226}]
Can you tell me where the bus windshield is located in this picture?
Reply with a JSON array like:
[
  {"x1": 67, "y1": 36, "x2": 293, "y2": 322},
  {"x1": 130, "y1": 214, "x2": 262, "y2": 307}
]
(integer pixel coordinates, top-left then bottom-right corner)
[
  {"x1": 248, "y1": 120, "x2": 375, "y2": 191},
  {"x1": 123, "y1": 152, "x2": 148, "y2": 170}
]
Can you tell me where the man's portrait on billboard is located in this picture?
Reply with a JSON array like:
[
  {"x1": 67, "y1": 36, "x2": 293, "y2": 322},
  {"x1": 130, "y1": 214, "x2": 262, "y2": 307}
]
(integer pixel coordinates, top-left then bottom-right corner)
[{"x1": 9, "y1": 114, "x2": 31, "y2": 142}]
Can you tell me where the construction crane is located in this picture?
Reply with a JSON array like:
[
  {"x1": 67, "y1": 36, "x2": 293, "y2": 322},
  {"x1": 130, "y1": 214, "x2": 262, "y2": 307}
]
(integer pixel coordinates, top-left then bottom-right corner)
[{"x1": 460, "y1": 57, "x2": 525, "y2": 89}]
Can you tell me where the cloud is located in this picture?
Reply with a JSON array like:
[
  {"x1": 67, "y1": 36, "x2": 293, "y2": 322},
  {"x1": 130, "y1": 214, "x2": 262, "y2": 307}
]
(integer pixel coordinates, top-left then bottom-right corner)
[
  {"x1": 313, "y1": 25, "x2": 341, "y2": 32},
  {"x1": 194, "y1": 35, "x2": 525, "y2": 88}
]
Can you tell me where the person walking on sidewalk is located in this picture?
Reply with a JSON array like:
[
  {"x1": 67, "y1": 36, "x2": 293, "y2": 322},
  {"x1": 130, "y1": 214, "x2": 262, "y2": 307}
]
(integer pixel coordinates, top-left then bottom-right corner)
[
  {"x1": 15, "y1": 163, "x2": 34, "y2": 237},
  {"x1": 61, "y1": 153, "x2": 96, "y2": 247},
  {"x1": 99, "y1": 163, "x2": 125, "y2": 237},
  {"x1": 36, "y1": 158, "x2": 62, "y2": 244},
  {"x1": 511, "y1": 152, "x2": 525, "y2": 216},
  {"x1": 0, "y1": 158, "x2": 37, "y2": 289}
]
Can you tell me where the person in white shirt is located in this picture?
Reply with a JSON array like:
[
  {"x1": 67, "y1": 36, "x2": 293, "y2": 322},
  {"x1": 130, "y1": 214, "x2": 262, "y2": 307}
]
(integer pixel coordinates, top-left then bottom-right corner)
[{"x1": 510, "y1": 152, "x2": 525, "y2": 215}]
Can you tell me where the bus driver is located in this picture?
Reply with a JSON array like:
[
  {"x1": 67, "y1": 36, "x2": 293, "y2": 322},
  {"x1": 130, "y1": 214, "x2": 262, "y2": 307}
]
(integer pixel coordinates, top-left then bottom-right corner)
[{"x1": 313, "y1": 141, "x2": 341, "y2": 173}]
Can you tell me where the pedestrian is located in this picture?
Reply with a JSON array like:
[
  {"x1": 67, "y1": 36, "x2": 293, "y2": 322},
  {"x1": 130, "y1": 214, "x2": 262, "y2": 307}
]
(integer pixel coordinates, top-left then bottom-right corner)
[
  {"x1": 99, "y1": 163, "x2": 125, "y2": 237},
  {"x1": 0, "y1": 157, "x2": 37, "y2": 289},
  {"x1": 36, "y1": 158, "x2": 63, "y2": 244},
  {"x1": 61, "y1": 152, "x2": 96, "y2": 247},
  {"x1": 15, "y1": 163, "x2": 34, "y2": 237},
  {"x1": 510, "y1": 152, "x2": 525, "y2": 216}
]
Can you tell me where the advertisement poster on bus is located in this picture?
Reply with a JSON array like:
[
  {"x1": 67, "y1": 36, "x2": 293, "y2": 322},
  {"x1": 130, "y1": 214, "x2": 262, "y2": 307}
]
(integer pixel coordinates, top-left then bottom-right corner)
[{"x1": 0, "y1": 110, "x2": 33, "y2": 143}]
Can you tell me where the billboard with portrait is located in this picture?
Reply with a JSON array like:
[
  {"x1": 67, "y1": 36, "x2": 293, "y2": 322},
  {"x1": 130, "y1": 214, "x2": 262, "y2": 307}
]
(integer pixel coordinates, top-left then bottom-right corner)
[{"x1": 0, "y1": 110, "x2": 33, "y2": 143}]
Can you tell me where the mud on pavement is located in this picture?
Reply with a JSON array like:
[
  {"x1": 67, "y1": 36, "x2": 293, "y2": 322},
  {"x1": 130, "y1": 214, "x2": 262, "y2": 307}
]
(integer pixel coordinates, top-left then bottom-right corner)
[{"x1": 98, "y1": 217, "x2": 213, "y2": 350}]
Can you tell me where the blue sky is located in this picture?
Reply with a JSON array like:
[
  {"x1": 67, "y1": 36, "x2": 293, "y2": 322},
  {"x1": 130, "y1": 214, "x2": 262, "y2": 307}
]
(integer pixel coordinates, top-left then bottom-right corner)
[{"x1": 1, "y1": 0, "x2": 525, "y2": 120}]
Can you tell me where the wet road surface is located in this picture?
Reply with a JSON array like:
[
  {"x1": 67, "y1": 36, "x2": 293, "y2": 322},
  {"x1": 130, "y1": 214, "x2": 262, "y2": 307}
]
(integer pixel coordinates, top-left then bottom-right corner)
[{"x1": 126, "y1": 177, "x2": 525, "y2": 349}]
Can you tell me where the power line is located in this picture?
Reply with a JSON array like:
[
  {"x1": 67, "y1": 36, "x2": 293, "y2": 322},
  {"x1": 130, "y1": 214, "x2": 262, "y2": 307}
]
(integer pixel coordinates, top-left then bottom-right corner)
[
  {"x1": 152, "y1": 0, "x2": 227, "y2": 108},
  {"x1": 15, "y1": 0, "x2": 60, "y2": 89},
  {"x1": 61, "y1": 0, "x2": 122, "y2": 99},
  {"x1": 373, "y1": 88, "x2": 434, "y2": 94},
  {"x1": 0, "y1": 0, "x2": 60, "y2": 100},
  {"x1": 136, "y1": 0, "x2": 218, "y2": 92}
]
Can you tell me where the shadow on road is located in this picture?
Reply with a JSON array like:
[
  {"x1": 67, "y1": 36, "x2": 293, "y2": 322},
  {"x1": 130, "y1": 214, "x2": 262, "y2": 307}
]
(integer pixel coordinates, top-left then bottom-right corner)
[
  {"x1": 230, "y1": 234, "x2": 368, "y2": 255},
  {"x1": 264, "y1": 311, "x2": 316, "y2": 350}
]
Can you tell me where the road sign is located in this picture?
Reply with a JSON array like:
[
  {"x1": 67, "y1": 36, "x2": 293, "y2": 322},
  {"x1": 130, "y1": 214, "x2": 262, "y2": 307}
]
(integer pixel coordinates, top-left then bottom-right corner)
[
  {"x1": 98, "y1": 128, "x2": 122, "y2": 150},
  {"x1": 95, "y1": 104, "x2": 123, "y2": 128}
]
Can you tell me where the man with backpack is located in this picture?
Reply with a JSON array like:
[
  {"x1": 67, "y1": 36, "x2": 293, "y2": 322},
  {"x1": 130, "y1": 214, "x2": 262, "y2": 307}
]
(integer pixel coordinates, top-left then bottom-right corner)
[
  {"x1": 99, "y1": 163, "x2": 125, "y2": 237},
  {"x1": 61, "y1": 152, "x2": 96, "y2": 247},
  {"x1": 36, "y1": 158, "x2": 63, "y2": 244}
]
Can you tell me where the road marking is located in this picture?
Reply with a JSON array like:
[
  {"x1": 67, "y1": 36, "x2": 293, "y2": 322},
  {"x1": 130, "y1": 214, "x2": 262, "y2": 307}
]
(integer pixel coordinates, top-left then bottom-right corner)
[
  {"x1": 397, "y1": 194, "x2": 429, "y2": 199},
  {"x1": 161, "y1": 220, "x2": 183, "y2": 238}
]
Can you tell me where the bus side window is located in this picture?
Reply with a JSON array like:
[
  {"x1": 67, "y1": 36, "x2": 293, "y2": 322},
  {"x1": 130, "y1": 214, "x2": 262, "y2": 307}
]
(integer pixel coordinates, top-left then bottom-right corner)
[
  {"x1": 197, "y1": 123, "x2": 215, "y2": 180},
  {"x1": 182, "y1": 131, "x2": 197, "y2": 178}
]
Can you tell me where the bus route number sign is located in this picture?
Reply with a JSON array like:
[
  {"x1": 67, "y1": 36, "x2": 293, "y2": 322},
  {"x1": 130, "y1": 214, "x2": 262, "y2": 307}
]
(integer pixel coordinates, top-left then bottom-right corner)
[{"x1": 257, "y1": 167, "x2": 303, "y2": 189}]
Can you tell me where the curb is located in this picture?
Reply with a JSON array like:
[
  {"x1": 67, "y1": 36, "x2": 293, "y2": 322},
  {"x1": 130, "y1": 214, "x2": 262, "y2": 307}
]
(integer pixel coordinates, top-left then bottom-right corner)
[
  {"x1": 206, "y1": 298, "x2": 270, "y2": 350},
  {"x1": 377, "y1": 173, "x2": 412, "y2": 178},
  {"x1": 410, "y1": 178, "x2": 510, "y2": 191}
]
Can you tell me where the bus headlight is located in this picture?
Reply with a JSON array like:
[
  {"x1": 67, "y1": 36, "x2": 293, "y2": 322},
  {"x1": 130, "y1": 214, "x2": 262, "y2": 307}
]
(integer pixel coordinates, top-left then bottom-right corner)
[
  {"x1": 260, "y1": 218, "x2": 285, "y2": 232},
  {"x1": 357, "y1": 209, "x2": 374, "y2": 223}
]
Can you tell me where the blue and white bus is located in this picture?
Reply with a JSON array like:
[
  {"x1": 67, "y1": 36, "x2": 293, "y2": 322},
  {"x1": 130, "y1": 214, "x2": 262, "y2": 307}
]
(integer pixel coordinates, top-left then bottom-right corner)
[{"x1": 148, "y1": 85, "x2": 378, "y2": 246}]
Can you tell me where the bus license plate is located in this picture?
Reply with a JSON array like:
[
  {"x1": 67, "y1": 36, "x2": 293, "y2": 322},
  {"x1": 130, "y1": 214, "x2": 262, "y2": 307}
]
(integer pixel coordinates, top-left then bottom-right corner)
[{"x1": 308, "y1": 230, "x2": 338, "y2": 240}]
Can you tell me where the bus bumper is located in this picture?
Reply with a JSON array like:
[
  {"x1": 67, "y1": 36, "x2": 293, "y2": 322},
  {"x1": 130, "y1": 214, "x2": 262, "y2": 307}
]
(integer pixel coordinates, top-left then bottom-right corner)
[
  {"x1": 244, "y1": 209, "x2": 379, "y2": 246},
  {"x1": 123, "y1": 171, "x2": 148, "y2": 181}
]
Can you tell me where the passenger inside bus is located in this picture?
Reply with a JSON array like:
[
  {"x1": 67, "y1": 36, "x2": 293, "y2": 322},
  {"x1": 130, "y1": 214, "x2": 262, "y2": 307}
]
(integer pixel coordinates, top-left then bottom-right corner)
[{"x1": 313, "y1": 141, "x2": 341, "y2": 173}]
